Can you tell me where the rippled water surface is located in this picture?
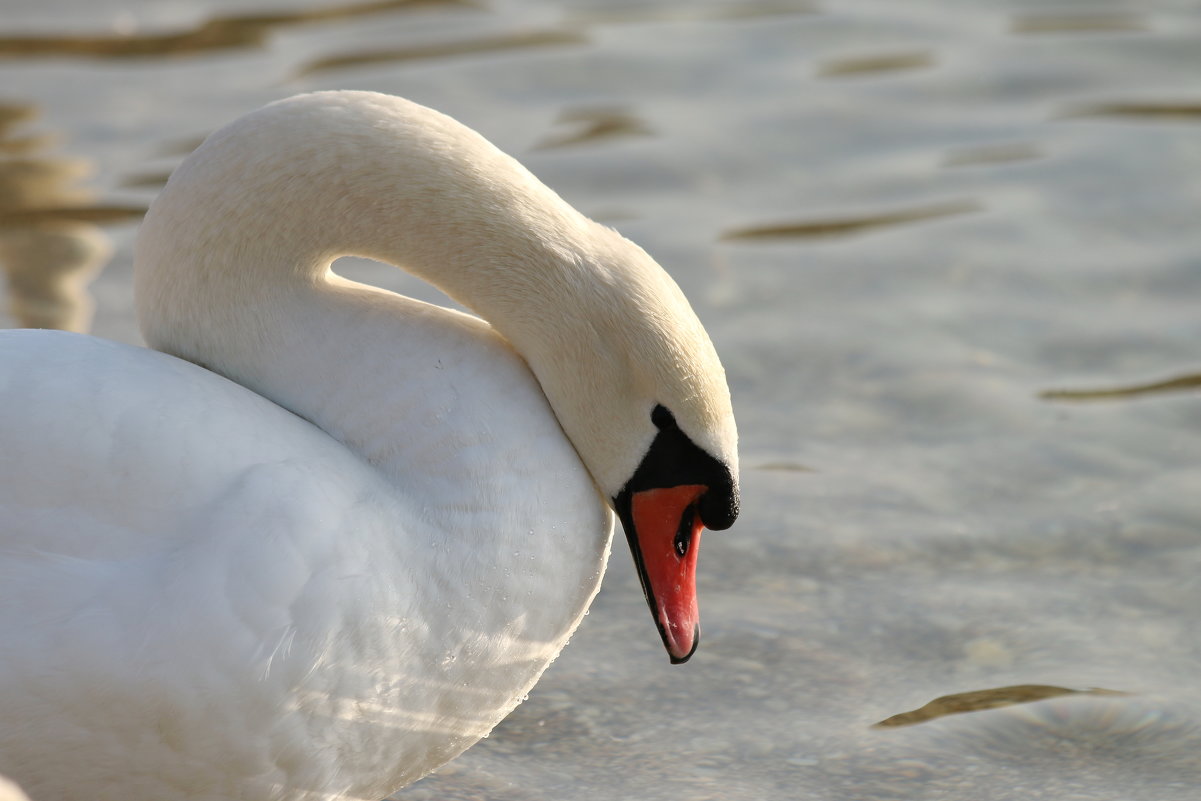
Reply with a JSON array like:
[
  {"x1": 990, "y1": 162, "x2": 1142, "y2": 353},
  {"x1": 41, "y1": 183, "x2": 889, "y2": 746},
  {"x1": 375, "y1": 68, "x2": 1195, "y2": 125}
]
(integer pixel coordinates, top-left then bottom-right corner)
[{"x1": 4, "y1": 1, "x2": 1201, "y2": 799}]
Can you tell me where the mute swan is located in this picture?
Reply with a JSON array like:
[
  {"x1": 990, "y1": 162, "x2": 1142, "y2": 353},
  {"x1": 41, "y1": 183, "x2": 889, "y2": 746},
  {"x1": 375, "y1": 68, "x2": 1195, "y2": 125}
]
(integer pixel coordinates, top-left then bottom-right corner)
[{"x1": 0, "y1": 91, "x2": 738, "y2": 801}]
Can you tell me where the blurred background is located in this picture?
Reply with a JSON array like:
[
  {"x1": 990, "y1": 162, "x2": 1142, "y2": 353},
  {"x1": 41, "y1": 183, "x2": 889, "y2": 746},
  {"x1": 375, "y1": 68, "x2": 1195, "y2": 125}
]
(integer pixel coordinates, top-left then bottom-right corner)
[{"x1": 4, "y1": 1, "x2": 1201, "y2": 799}]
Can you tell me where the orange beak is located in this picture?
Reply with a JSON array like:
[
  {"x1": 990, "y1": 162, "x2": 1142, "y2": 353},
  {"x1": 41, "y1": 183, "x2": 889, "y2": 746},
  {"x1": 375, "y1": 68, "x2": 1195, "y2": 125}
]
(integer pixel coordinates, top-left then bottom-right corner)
[{"x1": 626, "y1": 484, "x2": 707, "y2": 663}]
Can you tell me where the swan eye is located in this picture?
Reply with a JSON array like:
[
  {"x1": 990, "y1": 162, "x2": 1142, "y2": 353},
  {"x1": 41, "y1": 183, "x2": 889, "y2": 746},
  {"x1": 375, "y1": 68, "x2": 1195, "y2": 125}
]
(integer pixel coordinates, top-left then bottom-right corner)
[{"x1": 651, "y1": 404, "x2": 677, "y2": 431}]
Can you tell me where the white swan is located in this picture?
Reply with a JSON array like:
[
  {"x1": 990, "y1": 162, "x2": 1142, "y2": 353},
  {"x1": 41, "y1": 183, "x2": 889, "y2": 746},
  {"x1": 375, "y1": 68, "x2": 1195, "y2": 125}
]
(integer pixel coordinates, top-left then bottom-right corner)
[{"x1": 0, "y1": 91, "x2": 739, "y2": 801}]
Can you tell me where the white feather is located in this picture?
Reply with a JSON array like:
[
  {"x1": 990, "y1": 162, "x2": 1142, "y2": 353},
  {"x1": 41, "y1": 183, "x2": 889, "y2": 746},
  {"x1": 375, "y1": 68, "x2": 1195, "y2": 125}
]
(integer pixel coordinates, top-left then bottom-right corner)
[{"x1": 0, "y1": 91, "x2": 737, "y2": 801}]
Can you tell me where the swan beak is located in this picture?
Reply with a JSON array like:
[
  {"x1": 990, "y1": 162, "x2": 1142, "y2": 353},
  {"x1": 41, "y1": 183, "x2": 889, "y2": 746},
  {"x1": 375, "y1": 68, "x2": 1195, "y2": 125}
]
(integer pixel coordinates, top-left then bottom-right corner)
[{"x1": 623, "y1": 484, "x2": 708, "y2": 664}]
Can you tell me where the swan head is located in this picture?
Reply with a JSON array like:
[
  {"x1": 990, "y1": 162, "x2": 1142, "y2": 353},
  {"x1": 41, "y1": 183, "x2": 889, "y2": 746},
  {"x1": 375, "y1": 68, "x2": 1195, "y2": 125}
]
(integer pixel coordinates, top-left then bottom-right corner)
[
  {"x1": 612, "y1": 403, "x2": 738, "y2": 664},
  {"x1": 505, "y1": 226, "x2": 740, "y2": 664}
]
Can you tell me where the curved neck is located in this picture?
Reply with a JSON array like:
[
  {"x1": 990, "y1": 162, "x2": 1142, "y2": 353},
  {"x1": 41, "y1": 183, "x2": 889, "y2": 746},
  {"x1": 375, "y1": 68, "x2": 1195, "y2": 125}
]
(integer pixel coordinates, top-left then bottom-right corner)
[
  {"x1": 136, "y1": 93, "x2": 598, "y2": 349},
  {"x1": 134, "y1": 92, "x2": 735, "y2": 501},
  {"x1": 134, "y1": 95, "x2": 622, "y2": 455}
]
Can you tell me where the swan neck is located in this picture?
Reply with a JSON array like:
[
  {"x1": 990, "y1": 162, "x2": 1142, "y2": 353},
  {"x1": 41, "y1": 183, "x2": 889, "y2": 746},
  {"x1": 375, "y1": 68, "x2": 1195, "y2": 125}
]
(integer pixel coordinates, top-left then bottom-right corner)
[
  {"x1": 135, "y1": 92, "x2": 600, "y2": 365},
  {"x1": 133, "y1": 93, "x2": 735, "y2": 504}
]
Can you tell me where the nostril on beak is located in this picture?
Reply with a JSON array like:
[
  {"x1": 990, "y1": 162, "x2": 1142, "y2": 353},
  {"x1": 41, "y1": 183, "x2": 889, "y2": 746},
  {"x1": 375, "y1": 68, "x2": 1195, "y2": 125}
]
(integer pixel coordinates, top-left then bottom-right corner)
[{"x1": 673, "y1": 505, "x2": 695, "y2": 557}]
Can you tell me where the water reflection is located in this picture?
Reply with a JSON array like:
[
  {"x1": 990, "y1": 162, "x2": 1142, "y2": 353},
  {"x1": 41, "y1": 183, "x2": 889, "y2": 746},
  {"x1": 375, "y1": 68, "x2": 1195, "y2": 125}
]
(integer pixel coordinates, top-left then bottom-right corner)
[
  {"x1": 942, "y1": 143, "x2": 1042, "y2": 168},
  {"x1": 563, "y1": 0, "x2": 816, "y2": 26},
  {"x1": 817, "y1": 51, "x2": 935, "y2": 78},
  {"x1": 0, "y1": 103, "x2": 141, "y2": 330},
  {"x1": 120, "y1": 170, "x2": 175, "y2": 190},
  {"x1": 1010, "y1": 13, "x2": 1149, "y2": 35},
  {"x1": 1041, "y1": 373, "x2": 1201, "y2": 402},
  {"x1": 874, "y1": 685, "x2": 1127, "y2": 728},
  {"x1": 0, "y1": 105, "x2": 55, "y2": 155},
  {"x1": 869, "y1": 695, "x2": 1201, "y2": 800},
  {"x1": 1063, "y1": 101, "x2": 1201, "y2": 121},
  {"x1": 122, "y1": 136, "x2": 209, "y2": 189},
  {"x1": 907, "y1": 696, "x2": 1201, "y2": 782},
  {"x1": 0, "y1": 0, "x2": 475, "y2": 60},
  {"x1": 721, "y1": 199, "x2": 981, "y2": 241},
  {"x1": 534, "y1": 107, "x2": 652, "y2": 150},
  {"x1": 749, "y1": 461, "x2": 814, "y2": 473},
  {"x1": 296, "y1": 29, "x2": 585, "y2": 77}
]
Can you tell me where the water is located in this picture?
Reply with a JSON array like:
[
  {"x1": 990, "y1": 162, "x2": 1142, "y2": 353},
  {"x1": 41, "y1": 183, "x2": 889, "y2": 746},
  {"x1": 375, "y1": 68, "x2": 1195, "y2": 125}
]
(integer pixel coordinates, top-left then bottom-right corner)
[{"x1": 4, "y1": 1, "x2": 1201, "y2": 798}]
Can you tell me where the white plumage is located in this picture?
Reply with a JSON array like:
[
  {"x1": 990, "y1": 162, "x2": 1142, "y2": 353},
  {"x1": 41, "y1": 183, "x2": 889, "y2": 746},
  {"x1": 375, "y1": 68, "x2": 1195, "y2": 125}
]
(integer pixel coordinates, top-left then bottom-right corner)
[{"x1": 0, "y1": 91, "x2": 737, "y2": 801}]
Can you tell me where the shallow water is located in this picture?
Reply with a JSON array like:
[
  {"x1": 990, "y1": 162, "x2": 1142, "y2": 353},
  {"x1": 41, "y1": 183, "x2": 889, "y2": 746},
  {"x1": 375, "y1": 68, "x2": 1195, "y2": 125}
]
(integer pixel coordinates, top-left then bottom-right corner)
[{"x1": 4, "y1": 0, "x2": 1201, "y2": 798}]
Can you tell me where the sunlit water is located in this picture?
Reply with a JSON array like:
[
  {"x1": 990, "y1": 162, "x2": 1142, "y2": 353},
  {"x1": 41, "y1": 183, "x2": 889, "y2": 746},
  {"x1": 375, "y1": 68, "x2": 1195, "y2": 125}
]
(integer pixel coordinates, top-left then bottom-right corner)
[{"x1": 3, "y1": 1, "x2": 1201, "y2": 799}]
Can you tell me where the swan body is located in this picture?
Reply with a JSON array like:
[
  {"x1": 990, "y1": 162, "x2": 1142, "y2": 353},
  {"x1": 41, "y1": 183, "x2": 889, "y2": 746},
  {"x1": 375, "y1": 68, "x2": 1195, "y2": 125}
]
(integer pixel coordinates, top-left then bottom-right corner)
[{"x1": 0, "y1": 91, "x2": 738, "y2": 801}]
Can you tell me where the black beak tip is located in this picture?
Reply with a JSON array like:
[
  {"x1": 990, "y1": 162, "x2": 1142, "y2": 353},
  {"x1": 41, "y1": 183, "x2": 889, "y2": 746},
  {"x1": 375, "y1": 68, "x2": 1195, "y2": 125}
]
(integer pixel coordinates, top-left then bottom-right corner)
[{"x1": 668, "y1": 625, "x2": 701, "y2": 665}]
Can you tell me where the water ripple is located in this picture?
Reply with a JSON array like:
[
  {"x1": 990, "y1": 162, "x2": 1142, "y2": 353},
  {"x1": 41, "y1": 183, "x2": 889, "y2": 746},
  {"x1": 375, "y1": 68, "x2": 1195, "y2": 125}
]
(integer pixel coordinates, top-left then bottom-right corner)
[
  {"x1": 1010, "y1": 13, "x2": 1150, "y2": 35},
  {"x1": 1062, "y1": 101, "x2": 1201, "y2": 121},
  {"x1": 534, "y1": 107, "x2": 653, "y2": 150},
  {"x1": 1041, "y1": 373, "x2": 1201, "y2": 402},
  {"x1": 817, "y1": 51, "x2": 935, "y2": 78},
  {"x1": 874, "y1": 685, "x2": 1127, "y2": 729},
  {"x1": 0, "y1": 0, "x2": 473, "y2": 60},
  {"x1": 294, "y1": 29, "x2": 586, "y2": 77},
  {"x1": 721, "y1": 199, "x2": 981, "y2": 241}
]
